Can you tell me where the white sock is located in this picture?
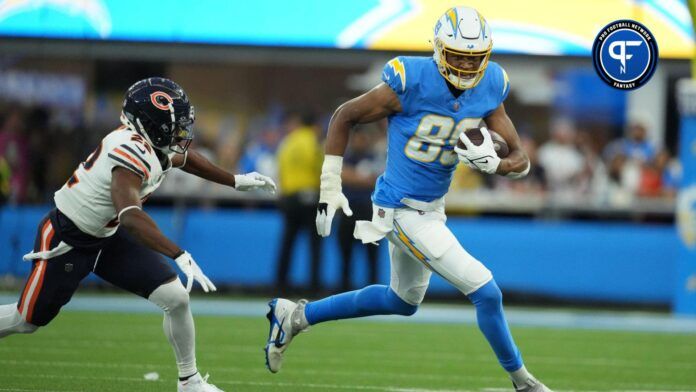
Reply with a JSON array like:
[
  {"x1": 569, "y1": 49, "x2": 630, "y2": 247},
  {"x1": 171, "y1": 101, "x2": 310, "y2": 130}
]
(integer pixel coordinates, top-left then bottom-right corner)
[
  {"x1": 509, "y1": 365, "x2": 534, "y2": 387},
  {"x1": 148, "y1": 279, "x2": 197, "y2": 378},
  {"x1": 0, "y1": 302, "x2": 38, "y2": 338}
]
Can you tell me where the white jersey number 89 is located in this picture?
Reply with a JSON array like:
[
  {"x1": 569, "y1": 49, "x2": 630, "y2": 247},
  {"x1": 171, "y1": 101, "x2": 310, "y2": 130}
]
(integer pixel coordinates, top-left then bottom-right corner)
[{"x1": 404, "y1": 114, "x2": 481, "y2": 166}]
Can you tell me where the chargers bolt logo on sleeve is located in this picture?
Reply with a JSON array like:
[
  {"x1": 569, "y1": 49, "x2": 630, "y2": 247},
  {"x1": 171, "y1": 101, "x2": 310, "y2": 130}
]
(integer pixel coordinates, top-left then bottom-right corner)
[{"x1": 592, "y1": 20, "x2": 658, "y2": 90}]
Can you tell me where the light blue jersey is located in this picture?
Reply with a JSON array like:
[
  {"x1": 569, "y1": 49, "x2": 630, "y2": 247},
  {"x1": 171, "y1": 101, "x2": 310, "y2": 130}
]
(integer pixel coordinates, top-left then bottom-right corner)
[{"x1": 373, "y1": 56, "x2": 510, "y2": 208}]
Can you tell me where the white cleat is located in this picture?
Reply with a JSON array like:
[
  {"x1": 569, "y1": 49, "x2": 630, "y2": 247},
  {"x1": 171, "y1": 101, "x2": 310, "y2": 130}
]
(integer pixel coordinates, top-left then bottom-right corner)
[
  {"x1": 264, "y1": 298, "x2": 308, "y2": 373},
  {"x1": 513, "y1": 379, "x2": 553, "y2": 392},
  {"x1": 177, "y1": 372, "x2": 224, "y2": 392}
]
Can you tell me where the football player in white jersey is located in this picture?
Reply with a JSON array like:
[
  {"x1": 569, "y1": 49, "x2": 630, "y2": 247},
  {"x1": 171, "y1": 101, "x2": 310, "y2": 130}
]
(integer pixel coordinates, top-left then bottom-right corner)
[{"x1": 0, "y1": 77, "x2": 276, "y2": 392}]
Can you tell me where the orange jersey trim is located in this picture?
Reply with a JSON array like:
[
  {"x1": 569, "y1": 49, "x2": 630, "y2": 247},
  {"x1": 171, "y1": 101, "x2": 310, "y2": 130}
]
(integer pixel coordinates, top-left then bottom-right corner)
[{"x1": 113, "y1": 148, "x2": 150, "y2": 179}]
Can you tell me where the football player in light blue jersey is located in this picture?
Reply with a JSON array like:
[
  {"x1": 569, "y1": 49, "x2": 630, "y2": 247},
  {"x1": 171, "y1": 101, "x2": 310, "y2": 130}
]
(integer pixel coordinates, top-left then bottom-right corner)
[{"x1": 265, "y1": 6, "x2": 551, "y2": 391}]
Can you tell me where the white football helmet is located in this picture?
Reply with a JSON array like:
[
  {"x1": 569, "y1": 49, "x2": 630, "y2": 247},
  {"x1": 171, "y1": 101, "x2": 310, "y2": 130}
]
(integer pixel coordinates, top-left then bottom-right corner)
[{"x1": 433, "y1": 6, "x2": 493, "y2": 89}]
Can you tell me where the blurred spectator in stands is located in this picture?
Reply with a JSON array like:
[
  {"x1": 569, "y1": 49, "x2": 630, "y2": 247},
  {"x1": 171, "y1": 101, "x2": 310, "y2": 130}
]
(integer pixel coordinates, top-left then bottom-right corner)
[
  {"x1": 604, "y1": 152, "x2": 641, "y2": 206},
  {"x1": 499, "y1": 134, "x2": 545, "y2": 194},
  {"x1": 275, "y1": 111, "x2": 323, "y2": 293},
  {"x1": 337, "y1": 126, "x2": 383, "y2": 291},
  {"x1": 25, "y1": 107, "x2": 52, "y2": 201},
  {"x1": 658, "y1": 150, "x2": 680, "y2": 198},
  {"x1": 238, "y1": 128, "x2": 281, "y2": 181},
  {"x1": 604, "y1": 121, "x2": 656, "y2": 163},
  {"x1": 575, "y1": 129, "x2": 610, "y2": 199},
  {"x1": 537, "y1": 119, "x2": 585, "y2": 197},
  {"x1": 0, "y1": 107, "x2": 30, "y2": 203},
  {"x1": 0, "y1": 156, "x2": 9, "y2": 205},
  {"x1": 638, "y1": 149, "x2": 680, "y2": 199},
  {"x1": 638, "y1": 159, "x2": 662, "y2": 198}
]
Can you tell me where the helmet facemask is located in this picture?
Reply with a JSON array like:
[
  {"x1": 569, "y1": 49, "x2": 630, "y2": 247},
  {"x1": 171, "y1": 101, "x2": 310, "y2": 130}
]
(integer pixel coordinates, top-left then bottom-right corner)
[
  {"x1": 168, "y1": 108, "x2": 194, "y2": 154},
  {"x1": 434, "y1": 38, "x2": 492, "y2": 89}
]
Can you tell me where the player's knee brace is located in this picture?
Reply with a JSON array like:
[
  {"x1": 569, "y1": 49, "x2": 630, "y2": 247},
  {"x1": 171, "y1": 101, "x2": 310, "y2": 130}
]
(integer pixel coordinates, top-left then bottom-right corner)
[{"x1": 148, "y1": 278, "x2": 190, "y2": 313}]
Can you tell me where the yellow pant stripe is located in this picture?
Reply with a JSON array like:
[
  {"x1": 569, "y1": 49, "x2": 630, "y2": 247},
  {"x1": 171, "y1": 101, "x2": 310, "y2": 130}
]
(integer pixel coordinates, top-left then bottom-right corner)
[{"x1": 393, "y1": 221, "x2": 429, "y2": 263}]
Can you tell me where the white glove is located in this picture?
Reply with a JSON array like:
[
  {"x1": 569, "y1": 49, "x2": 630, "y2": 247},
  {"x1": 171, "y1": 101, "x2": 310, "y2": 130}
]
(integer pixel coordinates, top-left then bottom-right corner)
[
  {"x1": 174, "y1": 251, "x2": 217, "y2": 293},
  {"x1": 316, "y1": 155, "x2": 353, "y2": 237},
  {"x1": 454, "y1": 127, "x2": 501, "y2": 174},
  {"x1": 234, "y1": 172, "x2": 277, "y2": 193}
]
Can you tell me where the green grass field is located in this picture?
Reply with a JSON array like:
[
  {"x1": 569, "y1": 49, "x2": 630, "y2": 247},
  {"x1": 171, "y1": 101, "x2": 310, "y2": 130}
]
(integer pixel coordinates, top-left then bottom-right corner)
[{"x1": 0, "y1": 311, "x2": 695, "y2": 392}]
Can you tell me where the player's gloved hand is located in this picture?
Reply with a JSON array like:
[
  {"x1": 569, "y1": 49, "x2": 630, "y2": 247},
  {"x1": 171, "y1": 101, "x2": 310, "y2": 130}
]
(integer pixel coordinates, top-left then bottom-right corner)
[
  {"x1": 173, "y1": 251, "x2": 217, "y2": 293},
  {"x1": 454, "y1": 127, "x2": 501, "y2": 174},
  {"x1": 234, "y1": 172, "x2": 277, "y2": 194},
  {"x1": 316, "y1": 155, "x2": 353, "y2": 237}
]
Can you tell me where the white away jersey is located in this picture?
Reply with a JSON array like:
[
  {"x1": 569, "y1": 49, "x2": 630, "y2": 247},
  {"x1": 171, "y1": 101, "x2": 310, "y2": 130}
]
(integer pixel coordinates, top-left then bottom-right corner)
[{"x1": 54, "y1": 127, "x2": 173, "y2": 237}]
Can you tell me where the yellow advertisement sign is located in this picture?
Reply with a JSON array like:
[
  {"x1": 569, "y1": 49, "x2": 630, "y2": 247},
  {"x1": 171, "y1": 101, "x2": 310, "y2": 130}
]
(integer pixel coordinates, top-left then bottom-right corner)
[{"x1": 356, "y1": 0, "x2": 693, "y2": 59}]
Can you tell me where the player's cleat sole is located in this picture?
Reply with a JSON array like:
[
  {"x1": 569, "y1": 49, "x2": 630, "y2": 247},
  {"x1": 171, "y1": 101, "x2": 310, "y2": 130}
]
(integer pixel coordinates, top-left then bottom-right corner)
[{"x1": 264, "y1": 298, "x2": 306, "y2": 373}]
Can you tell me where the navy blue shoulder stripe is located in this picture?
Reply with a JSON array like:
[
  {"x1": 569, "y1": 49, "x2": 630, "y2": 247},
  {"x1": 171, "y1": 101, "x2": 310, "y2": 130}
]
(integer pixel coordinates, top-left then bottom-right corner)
[
  {"x1": 119, "y1": 144, "x2": 151, "y2": 171},
  {"x1": 108, "y1": 153, "x2": 145, "y2": 178}
]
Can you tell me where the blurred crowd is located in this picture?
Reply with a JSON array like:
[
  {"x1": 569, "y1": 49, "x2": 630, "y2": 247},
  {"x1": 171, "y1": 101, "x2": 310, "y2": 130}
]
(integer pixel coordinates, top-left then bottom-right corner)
[
  {"x1": 0, "y1": 102, "x2": 680, "y2": 209},
  {"x1": 0, "y1": 104, "x2": 84, "y2": 205},
  {"x1": 462, "y1": 118, "x2": 681, "y2": 207}
]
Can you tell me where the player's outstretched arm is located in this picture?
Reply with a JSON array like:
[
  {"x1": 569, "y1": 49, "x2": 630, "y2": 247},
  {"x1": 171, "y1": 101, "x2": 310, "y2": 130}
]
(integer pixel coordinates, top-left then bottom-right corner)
[
  {"x1": 484, "y1": 104, "x2": 530, "y2": 178},
  {"x1": 111, "y1": 168, "x2": 215, "y2": 292},
  {"x1": 316, "y1": 83, "x2": 401, "y2": 237},
  {"x1": 176, "y1": 150, "x2": 276, "y2": 193}
]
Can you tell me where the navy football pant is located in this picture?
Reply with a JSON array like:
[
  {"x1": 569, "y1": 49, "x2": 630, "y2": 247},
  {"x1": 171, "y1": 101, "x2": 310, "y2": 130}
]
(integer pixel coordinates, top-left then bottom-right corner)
[{"x1": 17, "y1": 212, "x2": 177, "y2": 326}]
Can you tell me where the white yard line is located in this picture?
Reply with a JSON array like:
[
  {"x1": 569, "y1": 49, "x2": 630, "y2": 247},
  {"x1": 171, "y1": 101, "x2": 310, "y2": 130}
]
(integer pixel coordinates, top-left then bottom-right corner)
[
  {"x1": 2, "y1": 373, "x2": 694, "y2": 392},
  {"x1": 2, "y1": 293, "x2": 695, "y2": 335},
  {"x1": 2, "y1": 359, "x2": 695, "y2": 391},
  {"x1": 4, "y1": 342, "x2": 693, "y2": 373}
]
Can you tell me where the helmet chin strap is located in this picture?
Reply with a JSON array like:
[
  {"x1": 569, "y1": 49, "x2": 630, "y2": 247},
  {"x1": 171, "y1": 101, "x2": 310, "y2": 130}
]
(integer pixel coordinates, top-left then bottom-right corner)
[
  {"x1": 134, "y1": 118, "x2": 159, "y2": 148},
  {"x1": 121, "y1": 111, "x2": 160, "y2": 150},
  {"x1": 448, "y1": 73, "x2": 476, "y2": 89},
  {"x1": 167, "y1": 103, "x2": 176, "y2": 127},
  {"x1": 119, "y1": 112, "x2": 134, "y2": 130}
]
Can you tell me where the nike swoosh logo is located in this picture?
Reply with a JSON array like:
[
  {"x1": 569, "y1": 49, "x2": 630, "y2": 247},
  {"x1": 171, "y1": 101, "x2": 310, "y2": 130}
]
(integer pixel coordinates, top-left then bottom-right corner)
[{"x1": 135, "y1": 145, "x2": 147, "y2": 154}]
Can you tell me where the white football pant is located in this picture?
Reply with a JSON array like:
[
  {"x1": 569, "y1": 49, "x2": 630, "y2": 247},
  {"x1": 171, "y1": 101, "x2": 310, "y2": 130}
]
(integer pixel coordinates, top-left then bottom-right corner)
[{"x1": 382, "y1": 204, "x2": 493, "y2": 305}]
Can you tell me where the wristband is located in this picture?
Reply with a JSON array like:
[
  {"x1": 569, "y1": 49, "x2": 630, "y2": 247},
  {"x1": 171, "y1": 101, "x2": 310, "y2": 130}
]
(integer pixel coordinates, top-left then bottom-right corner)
[
  {"x1": 321, "y1": 155, "x2": 343, "y2": 175},
  {"x1": 117, "y1": 205, "x2": 142, "y2": 222}
]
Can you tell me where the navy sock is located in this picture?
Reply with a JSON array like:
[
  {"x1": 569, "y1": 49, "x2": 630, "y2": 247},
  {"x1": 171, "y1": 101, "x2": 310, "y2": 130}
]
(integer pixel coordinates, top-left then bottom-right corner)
[{"x1": 304, "y1": 285, "x2": 417, "y2": 325}]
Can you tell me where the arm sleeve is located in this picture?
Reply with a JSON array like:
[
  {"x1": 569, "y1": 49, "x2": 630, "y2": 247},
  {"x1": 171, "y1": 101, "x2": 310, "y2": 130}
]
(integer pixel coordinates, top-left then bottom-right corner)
[{"x1": 106, "y1": 142, "x2": 152, "y2": 180}]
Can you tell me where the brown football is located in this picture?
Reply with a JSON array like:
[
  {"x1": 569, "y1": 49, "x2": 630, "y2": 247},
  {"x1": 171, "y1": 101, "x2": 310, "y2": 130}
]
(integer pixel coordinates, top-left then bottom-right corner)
[{"x1": 456, "y1": 127, "x2": 510, "y2": 158}]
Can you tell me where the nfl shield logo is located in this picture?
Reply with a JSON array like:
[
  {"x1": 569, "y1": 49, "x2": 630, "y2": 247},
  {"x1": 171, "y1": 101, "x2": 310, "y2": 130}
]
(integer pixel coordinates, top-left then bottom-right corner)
[{"x1": 378, "y1": 209, "x2": 385, "y2": 218}]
